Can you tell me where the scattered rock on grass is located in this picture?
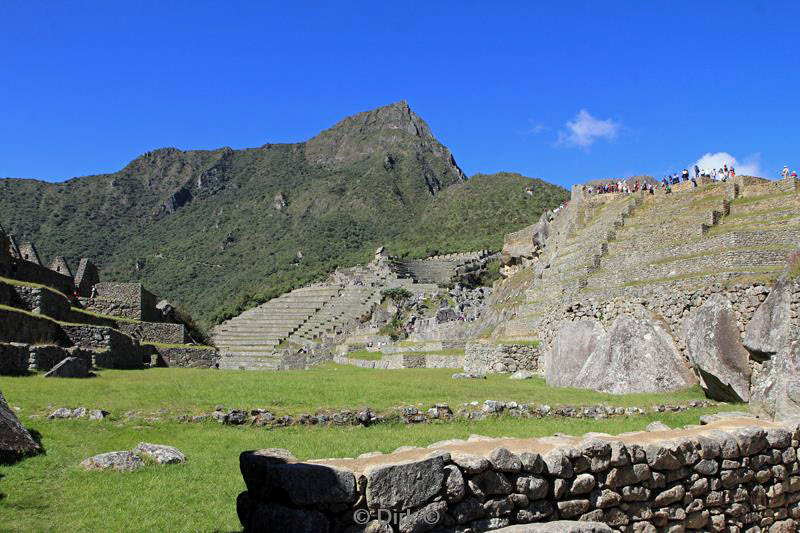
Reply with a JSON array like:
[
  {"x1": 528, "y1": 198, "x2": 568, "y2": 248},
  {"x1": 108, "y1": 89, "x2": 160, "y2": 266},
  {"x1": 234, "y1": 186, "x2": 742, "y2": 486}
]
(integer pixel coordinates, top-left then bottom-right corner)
[
  {"x1": 48, "y1": 407, "x2": 108, "y2": 420},
  {"x1": 646, "y1": 421, "x2": 670, "y2": 432},
  {"x1": 81, "y1": 451, "x2": 144, "y2": 471},
  {"x1": 510, "y1": 370, "x2": 534, "y2": 380},
  {"x1": 452, "y1": 373, "x2": 487, "y2": 379},
  {"x1": 48, "y1": 407, "x2": 73, "y2": 419},
  {"x1": 134, "y1": 442, "x2": 187, "y2": 464}
]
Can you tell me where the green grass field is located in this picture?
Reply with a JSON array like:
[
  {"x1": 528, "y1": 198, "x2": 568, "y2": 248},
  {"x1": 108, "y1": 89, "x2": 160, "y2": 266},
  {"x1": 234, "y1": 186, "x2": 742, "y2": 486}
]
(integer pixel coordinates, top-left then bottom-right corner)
[{"x1": 0, "y1": 365, "x2": 733, "y2": 532}]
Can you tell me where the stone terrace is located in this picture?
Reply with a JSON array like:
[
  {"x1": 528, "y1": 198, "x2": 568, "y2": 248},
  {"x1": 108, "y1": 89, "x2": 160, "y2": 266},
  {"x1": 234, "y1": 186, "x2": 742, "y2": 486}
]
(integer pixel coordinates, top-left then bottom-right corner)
[
  {"x1": 214, "y1": 285, "x2": 341, "y2": 370},
  {"x1": 390, "y1": 251, "x2": 492, "y2": 285},
  {"x1": 236, "y1": 416, "x2": 800, "y2": 532},
  {"x1": 497, "y1": 177, "x2": 800, "y2": 341},
  {"x1": 213, "y1": 256, "x2": 441, "y2": 370}
]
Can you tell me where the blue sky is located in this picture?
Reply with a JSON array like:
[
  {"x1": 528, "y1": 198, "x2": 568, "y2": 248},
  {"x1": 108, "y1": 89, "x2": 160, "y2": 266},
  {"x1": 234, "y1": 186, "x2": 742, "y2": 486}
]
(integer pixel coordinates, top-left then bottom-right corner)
[{"x1": 1, "y1": 1, "x2": 798, "y2": 188}]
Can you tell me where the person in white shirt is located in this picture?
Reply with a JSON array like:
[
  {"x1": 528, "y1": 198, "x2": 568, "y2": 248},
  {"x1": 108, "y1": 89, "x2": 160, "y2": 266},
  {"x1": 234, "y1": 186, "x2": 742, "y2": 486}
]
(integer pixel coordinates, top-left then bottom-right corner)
[{"x1": 783, "y1": 166, "x2": 790, "y2": 179}]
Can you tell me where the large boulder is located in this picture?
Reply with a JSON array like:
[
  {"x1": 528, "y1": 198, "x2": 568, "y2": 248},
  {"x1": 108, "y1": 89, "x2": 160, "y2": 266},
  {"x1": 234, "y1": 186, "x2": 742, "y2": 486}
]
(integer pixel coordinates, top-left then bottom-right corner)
[
  {"x1": 544, "y1": 319, "x2": 605, "y2": 387},
  {"x1": 572, "y1": 312, "x2": 695, "y2": 394},
  {"x1": 744, "y1": 277, "x2": 791, "y2": 358},
  {"x1": 0, "y1": 390, "x2": 42, "y2": 464},
  {"x1": 751, "y1": 329, "x2": 800, "y2": 420},
  {"x1": 745, "y1": 276, "x2": 800, "y2": 420},
  {"x1": 684, "y1": 294, "x2": 751, "y2": 402}
]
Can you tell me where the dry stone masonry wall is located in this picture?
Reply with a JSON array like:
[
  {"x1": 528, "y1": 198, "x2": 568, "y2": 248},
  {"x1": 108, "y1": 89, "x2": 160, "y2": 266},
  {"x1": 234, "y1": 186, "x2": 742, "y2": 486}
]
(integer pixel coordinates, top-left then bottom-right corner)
[
  {"x1": 235, "y1": 418, "x2": 800, "y2": 533},
  {"x1": 464, "y1": 342, "x2": 542, "y2": 375}
]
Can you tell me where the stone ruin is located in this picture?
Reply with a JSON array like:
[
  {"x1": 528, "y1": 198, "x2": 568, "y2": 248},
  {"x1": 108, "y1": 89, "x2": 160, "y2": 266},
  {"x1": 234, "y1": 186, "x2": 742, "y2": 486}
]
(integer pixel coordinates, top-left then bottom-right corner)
[
  {"x1": 235, "y1": 415, "x2": 800, "y2": 532},
  {"x1": 0, "y1": 224, "x2": 217, "y2": 377},
  {"x1": 444, "y1": 176, "x2": 800, "y2": 403},
  {"x1": 213, "y1": 247, "x2": 493, "y2": 370}
]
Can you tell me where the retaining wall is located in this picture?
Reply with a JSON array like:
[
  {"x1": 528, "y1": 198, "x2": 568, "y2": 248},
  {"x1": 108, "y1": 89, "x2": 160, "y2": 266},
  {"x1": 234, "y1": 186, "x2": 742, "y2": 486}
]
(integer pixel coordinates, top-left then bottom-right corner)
[
  {"x1": 0, "y1": 308, "x2": 67, "y2": 346},
  {"x1": 0, "y1": 343, "x2": 30, "y2": 375},
  {"x1": 149, "y1": 345, "x2": 219, "y2": 368},
  {"x1": 334, "y1": 353, "x2": 465, "y2": 370},
  {"x1": 59, "y1": 325, "x2": 143, "y2": 369},
  {"x1": 236, "y1": 418, "x2": 800, "y2": 533},
  {"x1": 119, "y1": 322, "x2": 187, "y2": 344},
  {"x1": 538, "y1": 283, "x2": 770, "y2": 359},
  {"x1": 464, "y1": 342, "x2": 542, "y2": 375}
]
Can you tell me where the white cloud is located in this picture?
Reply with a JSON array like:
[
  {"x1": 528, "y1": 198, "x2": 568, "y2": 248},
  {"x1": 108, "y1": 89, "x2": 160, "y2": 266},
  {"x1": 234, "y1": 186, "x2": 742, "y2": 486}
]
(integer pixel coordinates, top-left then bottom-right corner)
[
  {"x1": 691, "y1": 152, "x2": 763, "y2": 177},
  {"x1": 522, "y1": 119, "x2": 546, "y2": 135},
  {"x1": 557, "y1": 109, "x2": 620, "y2": 148}
]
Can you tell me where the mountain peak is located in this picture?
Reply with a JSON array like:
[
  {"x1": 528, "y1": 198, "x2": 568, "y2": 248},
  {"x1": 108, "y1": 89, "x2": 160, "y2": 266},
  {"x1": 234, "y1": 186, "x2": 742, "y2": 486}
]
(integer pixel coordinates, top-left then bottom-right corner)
[{"x1": 305, "y1": 101, "x2": 464, "y2": 182}]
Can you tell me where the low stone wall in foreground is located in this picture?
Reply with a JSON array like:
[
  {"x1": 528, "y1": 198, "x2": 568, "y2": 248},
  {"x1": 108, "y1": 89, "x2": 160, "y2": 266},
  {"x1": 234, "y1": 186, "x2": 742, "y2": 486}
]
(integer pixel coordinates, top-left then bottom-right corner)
[{"x1": 236, "y1": 418, "x2": 800, "y2": 533}]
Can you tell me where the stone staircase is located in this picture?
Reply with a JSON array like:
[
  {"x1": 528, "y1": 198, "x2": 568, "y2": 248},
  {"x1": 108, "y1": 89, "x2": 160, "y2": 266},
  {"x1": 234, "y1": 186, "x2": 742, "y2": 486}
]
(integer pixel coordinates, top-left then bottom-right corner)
[
  {"x1": 495, "y1": 178, "x2": 800, "y2": 343},
  {"x1": 288, "y1": 286, "x2": 382, "y2": 343},
  {"x1": 389, "y1": 251, "x2": 491, "y2": 285},
  {"x1": 213, "y1": 251, "x2": 463, "y2": 369},
  {"x1": 214, "y1": 286, "x2": 340, "y2": 369}
]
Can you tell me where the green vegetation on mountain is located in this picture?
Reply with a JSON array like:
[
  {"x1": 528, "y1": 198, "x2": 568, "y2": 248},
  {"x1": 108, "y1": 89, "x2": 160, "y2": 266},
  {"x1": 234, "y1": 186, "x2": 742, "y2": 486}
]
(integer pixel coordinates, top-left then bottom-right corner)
[{"x1": 0, "y1": 102, "x2": 567, "y2": 326}]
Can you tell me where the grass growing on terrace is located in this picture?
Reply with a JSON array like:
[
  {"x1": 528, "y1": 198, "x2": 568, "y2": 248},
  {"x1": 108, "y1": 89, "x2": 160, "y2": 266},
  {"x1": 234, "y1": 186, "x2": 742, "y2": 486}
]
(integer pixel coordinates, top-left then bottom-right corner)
[
  {"x1": 0, "y1": 405, "x2": 729, "y2": 532},
  {"x1": 0, "y1": 365, "x2": 716, "y2": 419}
]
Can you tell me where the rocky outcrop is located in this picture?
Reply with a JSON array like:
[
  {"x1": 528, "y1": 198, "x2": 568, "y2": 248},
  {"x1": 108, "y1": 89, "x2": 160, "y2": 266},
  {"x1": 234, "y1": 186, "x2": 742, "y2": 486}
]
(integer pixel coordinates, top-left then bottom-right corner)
[
  {"x1": 544, "y1": 319, "x2": 604, "y2": 388},
  {"x1": 745, "y1": 275, "x2": 800, "y2": 420},
  {"x1": 750, "y1": 328, "x2": 800, "y2": 420},
  {"x1": 683, "y1": 294, "x2": 751, "y2": 402},
  {"x1": 744, "y1": 276, "x2": 792, "y2": 359},
  {"x1": 500, "y1": 211, "x2": 552, "y2": 277},
  {"x1": 0, "y1": 390, "x2": 42, "y2": 464},
  {"x1": 572, "y1": 311, "x2": 695, "y2": 394}
]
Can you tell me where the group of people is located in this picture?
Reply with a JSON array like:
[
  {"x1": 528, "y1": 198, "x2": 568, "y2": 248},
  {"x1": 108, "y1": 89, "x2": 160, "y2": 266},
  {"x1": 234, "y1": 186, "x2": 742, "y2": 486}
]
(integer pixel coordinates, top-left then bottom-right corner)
[
  {"x1": 587, "y1": 179, "x2": 656, "y2": 195},
  {"x1": 584, "y1": 162, "x2": 798, "y2": 198}
]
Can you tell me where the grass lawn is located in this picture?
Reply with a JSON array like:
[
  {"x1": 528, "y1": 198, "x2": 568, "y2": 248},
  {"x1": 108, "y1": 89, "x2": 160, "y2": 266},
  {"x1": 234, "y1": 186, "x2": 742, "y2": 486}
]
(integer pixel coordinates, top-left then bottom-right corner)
[
  {"x1": 1, "y1": 364, "x2": 719, "y2": 417},
  {"x1": 0, "y1": 365, "x2": 735, "y2": 531}
]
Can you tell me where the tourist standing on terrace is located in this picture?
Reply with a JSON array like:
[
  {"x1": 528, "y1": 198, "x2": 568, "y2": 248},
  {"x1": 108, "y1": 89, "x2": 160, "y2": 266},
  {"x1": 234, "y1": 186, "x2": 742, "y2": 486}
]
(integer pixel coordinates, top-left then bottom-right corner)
[{"x1": 783, "y1": 166, "x2": 790, "y2": 179}]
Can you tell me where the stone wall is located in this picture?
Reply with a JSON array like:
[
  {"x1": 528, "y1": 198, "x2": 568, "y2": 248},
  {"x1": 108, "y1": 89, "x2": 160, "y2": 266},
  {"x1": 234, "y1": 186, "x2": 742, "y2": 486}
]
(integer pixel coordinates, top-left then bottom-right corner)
[
  {"x1": 0, "y1": 343, "x2": 30, "y2": 375},
  {"x1": 59, "y1": 325, "x2": 143, "y2": 369},
  {"x1": 29, "y1": 345, "x2": 92, "y2": 371},
  {"x1": 464, "y1": 341, "x2": 542, "y2": 375},
  {"x1": 148, "y1": 345, "x2": 218, "y2": 368},
  {"x1": 409, "y1": 319, "x2": 475, "y2": 342},
  {"x1": 235, "y1": 418, "x2": 800, "y2": 533},
  {"x1": 11, "y1": 285, "x2": 73, "y2": 321},
  {"x1": 119, "y1": 322, "x2": 187, "y2": 344},
  {"x1": 540, "y1": 283, "x2": 770, "y2": 360},
  {"x1": 0, "y1": 308, "x2": 67, "y2": 346},
  {"x1": 334, "y1": 353, "x2": 465, "y2": 370},
  {"x1": 9, "y1": 259, "x2": 75, "y2": 295},
  {"x1": 84, "y1": 282, "x2": 160, "y2": 321},
  {"x1": 0, "y1": 230, "x2": 11, "y2": 278}
]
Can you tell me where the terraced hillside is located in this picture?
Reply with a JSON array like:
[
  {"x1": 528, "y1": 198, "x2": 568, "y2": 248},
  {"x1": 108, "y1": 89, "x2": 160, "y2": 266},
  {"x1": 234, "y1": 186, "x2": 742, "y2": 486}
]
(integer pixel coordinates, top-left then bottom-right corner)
[
  {"x1": 213, "y1": 256, "x2": 442, "y2": 370},
  {"x1": 487, "y1": 176, "x2": 800, "y2": 341}
]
